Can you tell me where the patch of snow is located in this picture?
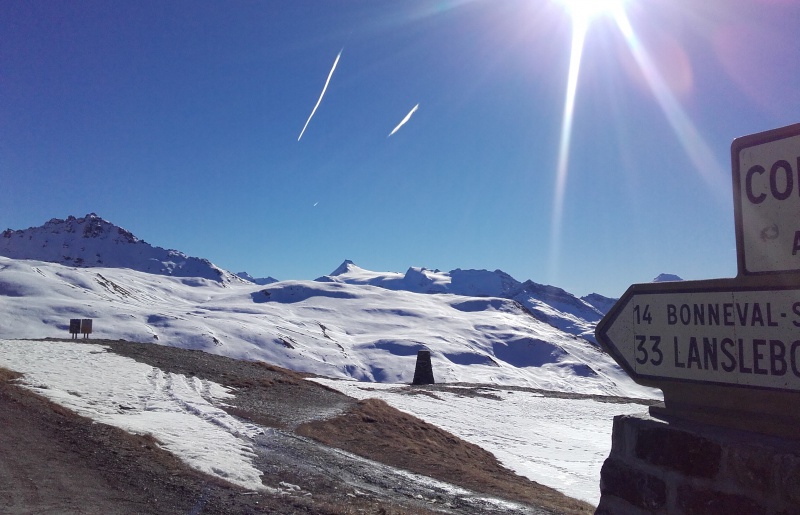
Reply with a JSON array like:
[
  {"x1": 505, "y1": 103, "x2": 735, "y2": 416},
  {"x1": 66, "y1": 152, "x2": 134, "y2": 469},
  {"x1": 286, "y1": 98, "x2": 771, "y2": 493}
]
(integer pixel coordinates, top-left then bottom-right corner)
[{"x1": 0, "y1": 339, "x2": 266, "y2": 491}]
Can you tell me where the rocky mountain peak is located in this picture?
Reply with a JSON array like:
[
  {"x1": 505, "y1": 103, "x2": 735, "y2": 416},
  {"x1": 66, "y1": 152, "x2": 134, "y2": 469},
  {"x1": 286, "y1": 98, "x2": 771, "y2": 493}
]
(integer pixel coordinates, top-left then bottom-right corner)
[
  {"x1": 30, "y1": 213, "x2": 140, "y2": 243},
  {"x1": 330, "y1": 259, "x2": 357, "y2": 276},
  {"x1": 1, "y1": 213, "x2": 241, "y2": 284}
]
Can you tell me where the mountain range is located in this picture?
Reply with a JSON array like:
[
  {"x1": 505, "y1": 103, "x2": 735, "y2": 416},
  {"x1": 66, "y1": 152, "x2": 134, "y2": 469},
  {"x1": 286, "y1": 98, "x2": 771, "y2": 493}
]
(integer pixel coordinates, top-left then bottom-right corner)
[{"x1": 0, "y1": 213, "x2": 661, "y2": 398}]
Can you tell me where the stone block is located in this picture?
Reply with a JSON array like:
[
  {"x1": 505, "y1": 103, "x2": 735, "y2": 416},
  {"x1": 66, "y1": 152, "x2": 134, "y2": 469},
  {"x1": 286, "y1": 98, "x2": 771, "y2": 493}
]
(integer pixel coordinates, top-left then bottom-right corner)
[
  {"x1": 725, "y1": 444, "x2": 773, "y2": 492},
  {"x1": 636, "y1": 426, "x2": 721, "y2": 479},
  {"x1": 777, "y1": 453, "x2": 800, "y2": 506},
  {"x1": 595, "y1": 496, "x2": 653, "y2": 515},
  {"x1": 610, "y1": 414, "x2": 638, "y2": 458},
  {"x1": 600, "y1": 457, "x2": 667, "y2": 511},
  {"x1": 676, "y1": 484, "x2": 765, "y2": 515}
]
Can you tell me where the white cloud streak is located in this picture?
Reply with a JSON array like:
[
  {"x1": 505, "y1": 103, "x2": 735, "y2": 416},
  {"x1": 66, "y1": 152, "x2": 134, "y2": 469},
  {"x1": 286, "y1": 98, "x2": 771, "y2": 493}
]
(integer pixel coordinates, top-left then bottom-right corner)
[
  {"x1": 298, "y1": 49, "x2": 342, "y2": 141},
  {"x1": 388, "y1": 103, "x2": 419, "y2": 137}
]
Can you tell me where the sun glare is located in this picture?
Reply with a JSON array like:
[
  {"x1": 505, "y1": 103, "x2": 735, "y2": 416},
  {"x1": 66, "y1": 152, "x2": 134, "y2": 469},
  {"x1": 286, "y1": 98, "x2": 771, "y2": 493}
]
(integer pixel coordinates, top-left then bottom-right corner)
[
  {"x1": 549, "y1": 0, "x2": 629, "y2": 282},
  {"x1": 559, "y1": 0, "x2": 627, "y2": 21},
  {"x1": 548, "y1": 0, "x2": 726, "y2": 285}
]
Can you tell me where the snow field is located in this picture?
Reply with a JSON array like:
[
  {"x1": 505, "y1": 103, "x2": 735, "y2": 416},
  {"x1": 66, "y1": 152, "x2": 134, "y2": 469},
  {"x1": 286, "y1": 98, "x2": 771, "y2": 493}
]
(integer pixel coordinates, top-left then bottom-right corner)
[
  {"x1": 0, "y1": 256, "x2": 659, "y2": 399},
  {"x1": 0, "y1": 256, "x2": 657, "y2": 397}
]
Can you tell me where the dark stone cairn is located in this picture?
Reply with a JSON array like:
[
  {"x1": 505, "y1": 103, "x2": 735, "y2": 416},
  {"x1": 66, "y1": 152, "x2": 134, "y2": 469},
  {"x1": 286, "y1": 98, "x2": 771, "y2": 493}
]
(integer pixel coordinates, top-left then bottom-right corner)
[{"x1": 412, "y1": 349, "x2": 435, "y2": 385}]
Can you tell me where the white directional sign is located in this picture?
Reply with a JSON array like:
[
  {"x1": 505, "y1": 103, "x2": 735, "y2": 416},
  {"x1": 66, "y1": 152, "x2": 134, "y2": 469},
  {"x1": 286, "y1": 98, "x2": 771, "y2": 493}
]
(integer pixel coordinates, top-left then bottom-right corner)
[
  {"x1": 596, "y1": 281, "x2": 800, "y2": 393},
  {"x1": 733, "y1": 123, "x2": 800, "y2": 275}
]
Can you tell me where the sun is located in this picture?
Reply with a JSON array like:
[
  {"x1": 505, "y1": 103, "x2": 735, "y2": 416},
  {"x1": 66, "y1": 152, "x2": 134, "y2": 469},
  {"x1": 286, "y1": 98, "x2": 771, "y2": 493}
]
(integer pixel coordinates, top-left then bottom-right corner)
[{"x1": 557, "y1": 0, "x2": 627, "y2": 22}]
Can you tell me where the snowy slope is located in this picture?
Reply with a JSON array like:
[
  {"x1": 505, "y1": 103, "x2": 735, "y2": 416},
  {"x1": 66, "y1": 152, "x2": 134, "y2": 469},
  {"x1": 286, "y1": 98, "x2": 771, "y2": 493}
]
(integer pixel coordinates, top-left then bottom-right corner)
[
  {"x1": 0, "y1": 255, "x2": 656, "y2": 399},
  {"x1": 0, "y1": 214, "x2": 243, "y2": 283}
]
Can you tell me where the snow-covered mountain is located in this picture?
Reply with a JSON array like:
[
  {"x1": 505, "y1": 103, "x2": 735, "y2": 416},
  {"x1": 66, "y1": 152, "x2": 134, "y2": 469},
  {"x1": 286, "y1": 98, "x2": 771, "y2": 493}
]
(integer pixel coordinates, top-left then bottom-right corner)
[
  {"x1": 0, "y1": 214, "x2": 244, "y2": 284},
  {"x1": 235, "y1": 271, "x2": 279, "y2": 285},
  {"x1": 318, "y1": 260, "x2": 614, "y2": 344},
  {"x1": 0, "y1": 215, "x2": 650, "y2": 398},
  {"x1": 653, "y1": 273, "x2": 684, "y2": 283},
  {"x1": 581, "y1": 293, "x2": 617, "y2": 315}
]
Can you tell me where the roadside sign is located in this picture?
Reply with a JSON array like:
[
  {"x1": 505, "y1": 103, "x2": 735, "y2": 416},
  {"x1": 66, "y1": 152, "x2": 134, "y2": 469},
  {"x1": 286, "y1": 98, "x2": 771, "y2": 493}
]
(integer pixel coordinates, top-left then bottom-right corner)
[
  {"x1": 596, "y1": 278, "x2": 800, "y2": 393},
  {"x1": 598, "y1": 123, "x2": 800, "y2": 437},
  {"x1": 69, "y1": 318, "x2": 81, "y2": 339},
  {"x1": 732, "y1": 123, "x2": 800, "y2": 275}
]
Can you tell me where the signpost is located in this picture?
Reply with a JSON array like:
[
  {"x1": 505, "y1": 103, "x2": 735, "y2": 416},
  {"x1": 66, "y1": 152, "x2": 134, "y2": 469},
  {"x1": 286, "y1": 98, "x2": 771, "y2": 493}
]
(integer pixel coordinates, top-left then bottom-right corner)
[
  {"x1": 69, "y1": 318, "x2": 93, "y2": 339},
  {"x1": 597, "y1": 123, "x2": 800, "y2": 439}
]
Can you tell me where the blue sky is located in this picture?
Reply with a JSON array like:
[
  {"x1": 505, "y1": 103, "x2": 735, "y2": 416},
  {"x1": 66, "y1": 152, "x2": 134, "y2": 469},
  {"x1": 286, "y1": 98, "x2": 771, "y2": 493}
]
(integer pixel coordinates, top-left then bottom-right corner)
[{"x1": 2, "y1": 0, "x2": 798, "y2": 297}]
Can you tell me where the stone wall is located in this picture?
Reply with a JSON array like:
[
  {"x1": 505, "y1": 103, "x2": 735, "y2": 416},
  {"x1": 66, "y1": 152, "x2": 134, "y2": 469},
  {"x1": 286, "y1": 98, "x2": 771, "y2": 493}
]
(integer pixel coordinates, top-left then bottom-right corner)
[{"x1": 596, "y1": 412, "x2": 800, "y2": 514}]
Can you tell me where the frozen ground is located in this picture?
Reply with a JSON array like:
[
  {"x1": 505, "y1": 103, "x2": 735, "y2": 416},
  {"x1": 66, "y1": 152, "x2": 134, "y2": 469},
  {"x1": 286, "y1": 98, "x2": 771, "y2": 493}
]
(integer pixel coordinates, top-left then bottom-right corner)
[{"x1": 314, "y1": 379, "x2": 652, "y2": 505}]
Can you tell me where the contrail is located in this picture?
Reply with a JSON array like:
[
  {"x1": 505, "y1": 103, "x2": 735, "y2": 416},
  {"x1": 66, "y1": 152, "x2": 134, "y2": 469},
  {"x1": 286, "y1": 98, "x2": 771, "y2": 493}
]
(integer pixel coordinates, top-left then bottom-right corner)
[
  {"x1": 388, "y1": 103, "x2": 419, "y2": 137},
  {"x1": 298, "y1": 49, "x2": 342, "y2": 141}
]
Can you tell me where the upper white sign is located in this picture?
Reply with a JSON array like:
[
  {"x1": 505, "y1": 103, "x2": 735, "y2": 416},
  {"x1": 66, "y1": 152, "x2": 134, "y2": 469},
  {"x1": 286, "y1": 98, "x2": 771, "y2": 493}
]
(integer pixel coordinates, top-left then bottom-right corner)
[{"x1": 733, "y1": 123, "x2": 800, "y2": 275}]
